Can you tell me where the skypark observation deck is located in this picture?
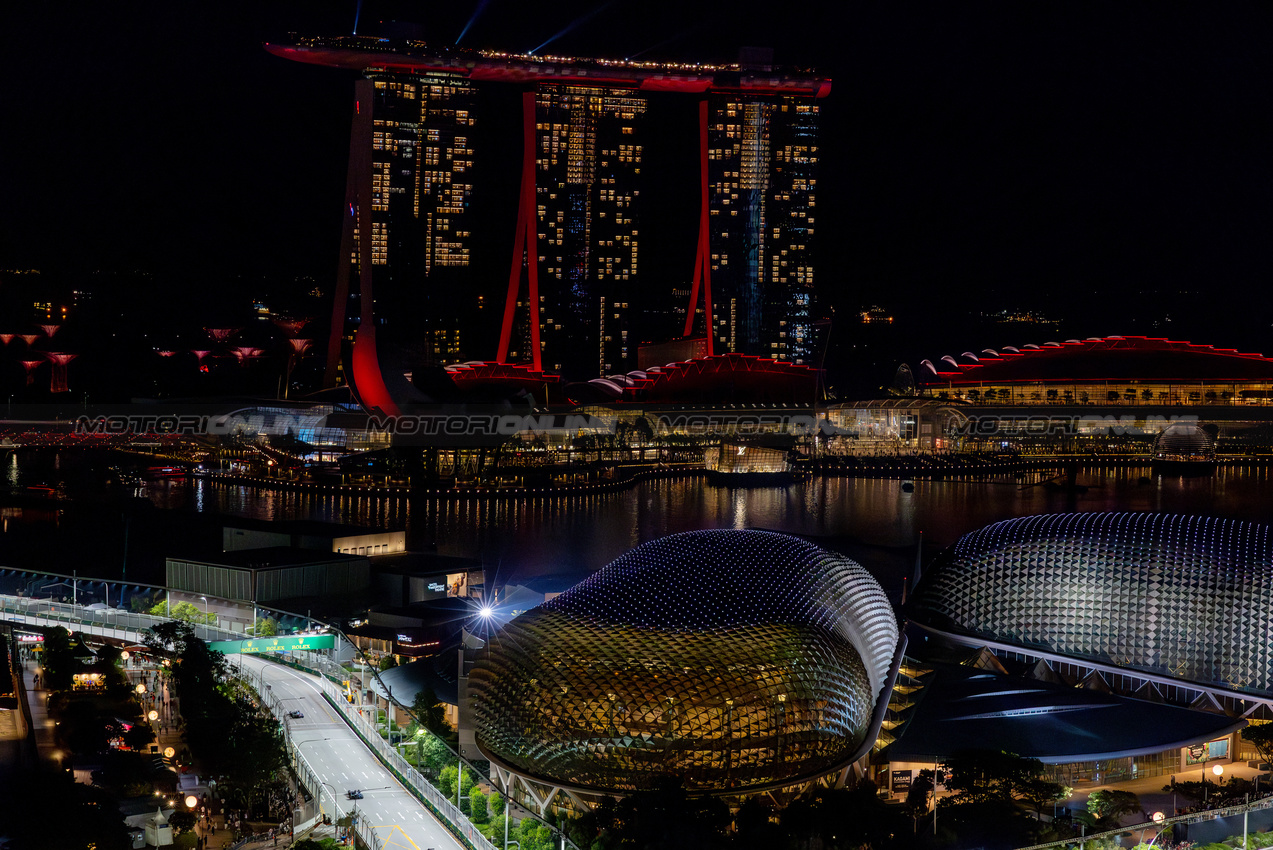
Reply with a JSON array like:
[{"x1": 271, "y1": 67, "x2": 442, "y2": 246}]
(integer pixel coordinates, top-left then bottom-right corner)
[{"x1": 264, "y1": 35, "x2": 832, "y2": 97}]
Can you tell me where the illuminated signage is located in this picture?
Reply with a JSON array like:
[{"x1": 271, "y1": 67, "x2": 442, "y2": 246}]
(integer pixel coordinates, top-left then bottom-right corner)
[
  {"x1": 427, "y1": 583, "x2": 446, "y2": 593},
  {"x1": 209, "y1": 634, "x2": 336, "y2": 655},
  {"x1": 17, "y1": 634, "x2": 44, "y2": 643}
]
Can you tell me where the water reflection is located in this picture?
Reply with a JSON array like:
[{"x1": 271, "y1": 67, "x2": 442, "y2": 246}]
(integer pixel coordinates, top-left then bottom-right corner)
[{"x1": 131, "y1": 464, "x2": 1273, "y2": 587}]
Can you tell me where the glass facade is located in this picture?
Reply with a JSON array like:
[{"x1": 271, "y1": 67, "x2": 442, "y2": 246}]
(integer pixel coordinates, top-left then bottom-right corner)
[
  {"x1": 532, "y1": 86, "x2": 647, "y2": 375},
  {"x1": 708, "y1": 97, "x2": 819, "y2": 363},
  {"x1": 915, "y1": 512, "x2": 1273, "y2": 695},
  {"x1": 470, "y1": 530, "x2": 898, "y2": 793}
]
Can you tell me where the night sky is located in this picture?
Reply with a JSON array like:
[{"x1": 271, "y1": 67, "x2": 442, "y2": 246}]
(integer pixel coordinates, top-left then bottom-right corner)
[{"x1": 3, "y1": 2, "x2": 1271, "y2": 394}]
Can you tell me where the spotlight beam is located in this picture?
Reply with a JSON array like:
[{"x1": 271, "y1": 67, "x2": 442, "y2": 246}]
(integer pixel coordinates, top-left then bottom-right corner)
[{"x1": 529, "y1": 0, "x2": 615, "y2": 55}]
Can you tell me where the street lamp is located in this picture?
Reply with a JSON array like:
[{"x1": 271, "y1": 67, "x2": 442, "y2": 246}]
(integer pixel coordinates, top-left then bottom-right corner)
[
  {"x1": 198, "y1": 596, "x2": 211, "y2": 628},
  {"x1": 1206, "y1": 762, "x2": 1224, "y2": 802}
]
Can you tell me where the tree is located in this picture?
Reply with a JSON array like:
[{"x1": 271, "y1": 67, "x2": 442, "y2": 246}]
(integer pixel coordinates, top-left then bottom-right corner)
[
  {"x1": 379, "y1": 654, "x2": 398, "y2": 672},
  {"x1": 413, "y1": 729, "x2": 456, "y2": 779},
  {"x1": 40, "y1": 626, "x2": 77, "y2": 691},
  {"x1": 573, "y1": 776, "x2": 730, "y2": 850},
  {"x1": 489, "y1": 786, "x2": 506, "y2": 816},
  {"x1": 251, "y1": 617, "x2": 279, "y2": 637},
  {"x1": 945, "y1": 749, "x2": 1050, "y2": 806},
  {"x1": 1087, "y1": 789, "x2": 1143, "y2": 825},
  {"x1": 412, "y1": 687, "x2": 451, "y2": 738},
  {"x1": 1020, "y1": 776, "x2": 1072, "y2": 822},
  {"x1": 905, "y1": 768, "x2": 935, "y2": 817},
  {"x1": 1245, "y1": 722, "x2": 1273, "y2": 768},
  {"x1": 469, "y1": 786, "x2": 489, "y2": 824},
  {"x1": 780, "y1": 783, "x2": 899, "y2": 849},
  {"x1": 437, "y1": 764, "x2": 457, "y2": 800},
  {"x1": 148, "y1": 600, "x2": 215, "y2": 624},
  {"x1": 0, "y1": 765, "x2": 132, "y2": 850}
]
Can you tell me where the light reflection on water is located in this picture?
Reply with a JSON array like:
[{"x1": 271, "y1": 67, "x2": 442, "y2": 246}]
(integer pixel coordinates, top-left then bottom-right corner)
[{"x1": 135, "y1": 464, "x2": 1273, "y2": 592}]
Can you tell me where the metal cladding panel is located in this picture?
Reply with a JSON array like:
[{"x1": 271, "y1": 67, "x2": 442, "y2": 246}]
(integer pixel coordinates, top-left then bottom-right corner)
[
  {"x1": 165, "y1": 560, "x2": 251, "y2": 602},
  {"x1": 254, "y1": 561, "x2": 368, "y2": 603},
  {"x1": 915, "y1": 512, "x2": 1273, "y2": 693},
  {"x1": 470, "y1": 530, "x2": 898, "y2": 793}
]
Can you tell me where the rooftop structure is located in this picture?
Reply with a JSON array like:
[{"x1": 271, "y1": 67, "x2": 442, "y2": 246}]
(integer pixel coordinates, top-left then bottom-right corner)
[
  {"x1": 264, "y1": 36, "x2": 831, "y2": 96},
  {"x1": 468, "y1": 530, "x2": 900, "y2": 803},
  {"x1": 915, "y1": 335, "x2": 1273, "y2": 406}
]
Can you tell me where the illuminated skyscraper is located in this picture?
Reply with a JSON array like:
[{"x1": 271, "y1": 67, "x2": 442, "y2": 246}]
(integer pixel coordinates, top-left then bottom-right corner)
[
  {"x1": 266, "y1": 36, "x2": 829, "y2": 410},
  {"x1": 708, "y1": 95, "x2": 819, "y2": 363},
  {"x1": 331, "y1": 72, "x2": 478, "y2": 388},
  {"x1": 530, "y1": 86, "x2": 647, "y2": 374}
]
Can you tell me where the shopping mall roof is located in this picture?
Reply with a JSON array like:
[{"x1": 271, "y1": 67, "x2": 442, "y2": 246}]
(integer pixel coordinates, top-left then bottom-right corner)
[{"x1": 916, "y1": 336, "x2": 1273, "y2": 386}]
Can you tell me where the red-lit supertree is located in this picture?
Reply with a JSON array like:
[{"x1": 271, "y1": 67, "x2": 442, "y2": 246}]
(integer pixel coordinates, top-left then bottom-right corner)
[
  {"x1": 273, "y1": 316, "x2": 311, "y2": 336},
  {"x1": 40, "y1": 324, "x2": 61, "y2": 338},
  {"x1": 20, "y1": 360, "x2": 42, "y2": 386},
  {"x1": 19, "y1": 334, "x2": 40, "y2": 347},
  {"x1": 157, "y1": 350, "x2": 177, "y2": 357},
  {"x1": 230, "y1": 347, "x2": 264, "y2": 366},
  {"x1": 0, "y1": 334, "x2": 14, "y2": 345},
  {"x1": 44, "y1": 353, "x2": 77, "y2": 393},
  {"x1": 205, "y1": 328, "x2": 241, "y2": 343},
  {"x1": 284, "y1": 339, "x2": 313, "y2": 397}
]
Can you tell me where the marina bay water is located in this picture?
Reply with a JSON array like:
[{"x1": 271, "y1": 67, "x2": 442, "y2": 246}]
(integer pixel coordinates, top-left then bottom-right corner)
[
  {"x1": 150, "y1": 464, "x2": 1273, "y2": 598},
  {"x1": 5, "y1": 450, "x2": 1273, "y2": 600}
]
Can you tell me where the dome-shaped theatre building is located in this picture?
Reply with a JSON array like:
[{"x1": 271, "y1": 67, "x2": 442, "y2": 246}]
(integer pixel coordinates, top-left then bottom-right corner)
[
  {"x1": 467, "y1": 530, "x2": 902, "y2": 812},
  {"x1": 885, "y1": 512, "x2": 1273, "y2": 789}
]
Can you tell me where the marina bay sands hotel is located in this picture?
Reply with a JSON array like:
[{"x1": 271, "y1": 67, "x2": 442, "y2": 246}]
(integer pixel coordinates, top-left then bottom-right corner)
[{"x1": 266, "y1": 35, "x2": 828, "y2": 411}]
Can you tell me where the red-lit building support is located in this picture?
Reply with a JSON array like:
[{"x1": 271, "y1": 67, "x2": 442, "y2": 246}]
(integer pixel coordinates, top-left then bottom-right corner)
[
  {"x1": 683, "y1": 98, "x2": 714, "y2": 355},
  {"x1": 497, "y1": 90, "x2": 543, "y2": 372},
  {"x1": 325, "y1": 79, "x2": 401, "y2": 415}
]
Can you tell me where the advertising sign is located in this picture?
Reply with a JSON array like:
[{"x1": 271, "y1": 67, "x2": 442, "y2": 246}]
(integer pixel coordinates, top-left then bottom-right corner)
[
  {"x1": 209, "y1": 634, "x2": 335, "y2": 655},
  {"x1": 1183, "y1": 739, "x2": 1229, "y2": 766},
  {"x1": 892, "y1": 770, "x2": 913, "y2": 792}
]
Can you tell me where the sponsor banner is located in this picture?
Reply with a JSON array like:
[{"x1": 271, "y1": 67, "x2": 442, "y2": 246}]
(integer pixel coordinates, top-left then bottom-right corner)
[{"x1": 209, "y1": 634, "x2": 335, "y2": 655}]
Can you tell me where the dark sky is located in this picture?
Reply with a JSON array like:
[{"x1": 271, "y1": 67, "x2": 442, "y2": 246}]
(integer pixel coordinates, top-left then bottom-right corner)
[{"x1": 3, "y1": 2, "x2": 1272, "y2": 377}]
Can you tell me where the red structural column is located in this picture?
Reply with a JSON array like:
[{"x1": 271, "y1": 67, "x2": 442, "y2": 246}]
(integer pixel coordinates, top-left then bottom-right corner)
[
  {"x1": 345, "y1": 79, "x2": 401, "y2": 415},
  {"x1": 324, "y1": 85, "x2": 362, "y2": 389},
  {"x1": 683, "y1": 97, "x2": 714, "y2": 355},
  {"x1": 497, "y1": 90, "x2": 542, "y2": 372}
]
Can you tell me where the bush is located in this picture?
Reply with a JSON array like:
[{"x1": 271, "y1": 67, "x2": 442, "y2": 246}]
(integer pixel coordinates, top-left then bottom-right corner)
[
  {"x1": 490, "y1": 789, "x2": 506, "y2": 816},
  {"x1": 437, "y1": 765, "x2": 457, "y2": 800},
  {"x1": 470, "y1": 787, "x2": 489, "y2": 824}
]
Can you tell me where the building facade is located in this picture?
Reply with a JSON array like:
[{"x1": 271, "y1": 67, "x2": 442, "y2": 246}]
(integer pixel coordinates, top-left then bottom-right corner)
[
  {"x1": 467, "y1": 530, "x2": 901, "y2": 811},
  {"x1": 708, "y1": 95, "x2": 819, "y2": 363},
  {"x1": 529, "y1": 85, "x2": 647, "y2": 375}
]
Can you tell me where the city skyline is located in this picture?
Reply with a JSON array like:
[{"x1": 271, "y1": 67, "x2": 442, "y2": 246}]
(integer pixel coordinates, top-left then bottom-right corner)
[
  {"x1": 280, "y1": 33, "x2": 829, "y2": 399},
  {"x1": 5, "y1": 5, "x2": 1269, "y2": 336}
]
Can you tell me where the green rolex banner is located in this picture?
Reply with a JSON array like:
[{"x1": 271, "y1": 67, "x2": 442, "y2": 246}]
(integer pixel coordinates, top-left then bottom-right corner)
[{"x1": 210, "y1": 634, "x2": 336, "y2": 655}]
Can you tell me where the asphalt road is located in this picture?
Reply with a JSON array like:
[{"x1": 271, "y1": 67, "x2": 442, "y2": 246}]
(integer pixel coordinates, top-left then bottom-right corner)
[{"x1": 237, "y1": 655, "x2": 465, "y2": 850}]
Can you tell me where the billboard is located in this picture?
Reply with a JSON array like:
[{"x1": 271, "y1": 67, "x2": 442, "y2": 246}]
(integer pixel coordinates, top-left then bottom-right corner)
[{"x1": 209, "y1": 635, "x2": 335, "y2": 655}]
